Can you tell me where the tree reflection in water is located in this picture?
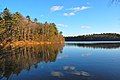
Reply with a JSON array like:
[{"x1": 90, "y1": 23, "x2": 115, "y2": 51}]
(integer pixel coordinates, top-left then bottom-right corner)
[
  {"x1": 66, "y1": 43, "x2": 120, "y2": 49},
  {"x1": 0, "y1": 44, "x2": 64, "y2": 79}
]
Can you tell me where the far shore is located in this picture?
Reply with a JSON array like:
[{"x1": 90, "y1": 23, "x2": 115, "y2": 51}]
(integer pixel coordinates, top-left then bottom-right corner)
[{"x1": 65, "y1": 41, "x2": 120, "y2": 44}]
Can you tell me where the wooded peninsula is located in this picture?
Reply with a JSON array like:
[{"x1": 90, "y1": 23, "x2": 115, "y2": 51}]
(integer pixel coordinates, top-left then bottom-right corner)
[{"x1": 0, "y1": 8, "x2": 64, "y2": 47}]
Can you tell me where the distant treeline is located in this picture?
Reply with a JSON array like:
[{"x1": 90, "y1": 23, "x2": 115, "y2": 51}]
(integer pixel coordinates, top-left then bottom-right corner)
[
  {"x1": 65, "y1": 33, "x2": 120, "y2": 41},
  {"x1": 0, "y1": 8, "x2": 64, "y2": 45}
]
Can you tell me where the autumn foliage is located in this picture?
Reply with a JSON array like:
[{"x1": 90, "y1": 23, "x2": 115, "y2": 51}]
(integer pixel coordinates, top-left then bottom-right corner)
[{"x1": 0, "y1": 8, "x2": 64, "y2": 46}]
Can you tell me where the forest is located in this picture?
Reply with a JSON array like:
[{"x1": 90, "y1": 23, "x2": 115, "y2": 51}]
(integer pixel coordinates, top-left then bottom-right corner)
[
  {"x1": 0, "y1": 8, "x2": 64, "y2": 47},
  {"x1": 65, "y1": 33, "x2": 120, "y2": 41}
]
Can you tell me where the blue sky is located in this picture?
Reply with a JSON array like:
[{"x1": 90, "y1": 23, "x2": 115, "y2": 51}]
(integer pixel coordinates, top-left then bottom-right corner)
[{"x1": 0, "y1": 0, "x2": 120, "y2": 36}]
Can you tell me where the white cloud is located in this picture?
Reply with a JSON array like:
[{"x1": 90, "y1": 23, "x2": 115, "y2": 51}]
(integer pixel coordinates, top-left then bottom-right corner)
[
  {"x1": 50, "y1": 5, "x2": 63, "y2": 12},
  {"x1": 80, "y1": 25, "x2": 91, "y2": 29},
  {"x1": 69, "y1": 6, "x2": 90, "y2": 12},
  {"x1": 80, "y1": 6, "x2": 90, "y2": 10},
  {"x1": 63, "y1": 12, "x2": 75, "y2": 16},
  {"x1": 64, "y1": 6, "x2": 90, "y2": 16},
  {"x1": 57, "y1": 23, "x2": 68, "y2": 27}
]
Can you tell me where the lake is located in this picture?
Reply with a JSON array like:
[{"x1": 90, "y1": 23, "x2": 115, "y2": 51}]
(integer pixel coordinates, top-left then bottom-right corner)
[{"x1": 0, "y1": 42, "x2": 120, "y2": 80}]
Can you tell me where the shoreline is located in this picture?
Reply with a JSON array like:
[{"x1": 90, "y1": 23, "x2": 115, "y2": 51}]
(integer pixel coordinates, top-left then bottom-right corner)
[
  {"x1": 65, "y1": 41, "x2": 120, "y2": 44},
  {"x1": 0, "y1": 41, "x2": 64, "y2": 48}
]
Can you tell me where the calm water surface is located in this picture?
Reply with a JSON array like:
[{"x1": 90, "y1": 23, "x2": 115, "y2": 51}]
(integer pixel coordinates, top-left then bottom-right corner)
[{"x1": 0, "y1": 42, "x2": 120, "y2": 80}]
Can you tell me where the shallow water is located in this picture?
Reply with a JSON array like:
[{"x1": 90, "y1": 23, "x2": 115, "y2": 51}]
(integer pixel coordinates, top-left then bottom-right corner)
[{"x1": 0, "y1": 42, "x2": 120, "y2": 80}]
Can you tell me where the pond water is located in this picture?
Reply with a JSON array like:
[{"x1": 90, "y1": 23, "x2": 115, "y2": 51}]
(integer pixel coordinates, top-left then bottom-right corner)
[{"x1": 0, "y1": 42, "x2": 120, "y2": 80}]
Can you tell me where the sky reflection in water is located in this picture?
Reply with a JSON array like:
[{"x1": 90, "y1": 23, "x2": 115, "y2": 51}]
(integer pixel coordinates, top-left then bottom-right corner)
[{"x1": 0, "y1": 42, "x2": 120, "y2": 80}]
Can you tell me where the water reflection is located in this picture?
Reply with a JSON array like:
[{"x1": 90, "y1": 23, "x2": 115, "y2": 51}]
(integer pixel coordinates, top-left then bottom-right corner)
[
  {"x1": 0, "y1": 44, "x2": 64, "y2": 79},
  {"x1": 66, "y1": 42, "x2": 120, "y2": 49},
  {"x1": 1, "y1": 42, "x2": 120, "y2": 80}
]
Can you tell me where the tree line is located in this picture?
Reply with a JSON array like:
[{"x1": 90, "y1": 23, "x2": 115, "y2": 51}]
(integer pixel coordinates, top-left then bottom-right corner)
[
  {"x1": 0, "y1": 8, "x2": 64, "y2": 45},
  {"x1": 65, "y1": 33, "x2": 120, "y2": 41}
]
